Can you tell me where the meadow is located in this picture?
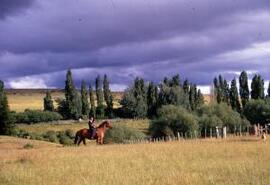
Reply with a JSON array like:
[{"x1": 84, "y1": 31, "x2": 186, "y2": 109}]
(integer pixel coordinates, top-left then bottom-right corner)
[{"x1": 0, "y1": 135, "x2": 269, "y2": 185}]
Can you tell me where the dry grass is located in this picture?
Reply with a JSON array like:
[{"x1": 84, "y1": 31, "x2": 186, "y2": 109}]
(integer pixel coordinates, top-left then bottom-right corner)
[
  {"x1": 6, "y1": 89, "x2": 123, "y2": 112},
  {"x1": 0, "y1": 136, "x2": 269, "y2": 185}
]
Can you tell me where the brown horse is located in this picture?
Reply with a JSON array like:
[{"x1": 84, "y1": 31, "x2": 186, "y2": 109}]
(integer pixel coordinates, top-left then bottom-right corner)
[{"x1": 74, "y1": 120, "x2": 112, "y2": 145}]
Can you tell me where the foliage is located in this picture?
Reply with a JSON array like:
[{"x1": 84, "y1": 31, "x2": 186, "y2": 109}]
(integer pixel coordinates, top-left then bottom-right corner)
[
  {"x1": 150, "y1": 105, "x2": 199, "y2": 138},
  {"x1": 251, "y1": 74, "x2": 265, "y2": 99},
  {"x1": 43, "y1": 91, "x2": 54, "y2": 111},
  {"x1": 239, "y1": 71, "x2": 250, "y2": 107},
  {"x1": 120, "y1": 78, "x2": 148, "y2": 118},
  {"x1": 81, "y1": 80, "x2": 89, "y2": 116},
  {"x1": 15, "y1": 110, "x2": 63, "y2": 124},
  {"x1": 243, "y1": 99, "x2": 270, "y2": 125},
  {"x1": 147, "y1": 82, "x2": 158, "y2": 117},
  {"x1": 229, "y1": 78, "x2": 241, "y2": 113},
  {"x1": 95, "y1": 75, "x2": 105, "y2": 118},
  {"x1": 89, "y1": 84, "x2": 96, "y2": 117},
  {"x1": 64, "y1": 70, "x2": 82, "y2": 119},
  {"x1": 104, "y1": 124, "x2": 146, "y2": 144},
  {"x1": 103, "y1": 74, "x2": 114, "y2": 118},
  {"x1": 23, "y1": 143, "x2": 34, "y2": 149},
  {"x1": 0, "y1": 80, "x2": 14, "y2": 135},
  {"x1": 197, "y1": 103, "x2": 248, "y2": 133}
]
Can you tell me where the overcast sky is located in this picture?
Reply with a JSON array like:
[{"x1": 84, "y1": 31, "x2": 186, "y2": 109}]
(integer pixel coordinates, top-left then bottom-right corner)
[{"x1": 0, "y1": 0, "x2": 270, "y2": 93}]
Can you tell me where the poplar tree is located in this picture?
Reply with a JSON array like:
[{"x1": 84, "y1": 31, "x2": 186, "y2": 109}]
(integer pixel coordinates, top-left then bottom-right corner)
[
  {"x1": 268, "y1": 82, "x2": 270, "y2": 98},
  {"x1": 81, "y1": 80, "x2": 89, "y2": 116},
  {"x1": 89, "y1": 84, "x2": 96, "y2": 117},
  {"x1": 0, "y1": 80, "x2": 14, "y2": 135},
  {"x1": 147, "y1": 82, "x2": 158, "y2": 117},
  {"x1": 183, "y1": 79, "x2": 190, "y2": 94},
  {"x1": 43, "y1": 91, "x2": 54, "y2": 111},
  {"x1": 189, "y1": 84, "x2": 196, "y2": 110},
  {"x1": 196, "y1": 89, "x2": 204, "y2": 107},
  {"x1": 64, "y1": 70, "x2": 81, "y2": 119},
  {"x1": 251, "y1": 74, "x2": 264, "y2": 99},
  {"x1": 95, "y1": 75, "x2": 104, "y2": 118},
  {"x1": 229, "y1": 78, "x2": 241, "y2": 113},
  {"x1": 213, "y1": 77, "x2": 222, "y2": 103},
  {"x1": 239, "y1": 71, "x2": 250, "y2": 107},
  {"x1": 103, "y1": 74, "x2": 114, "y2": 117}
]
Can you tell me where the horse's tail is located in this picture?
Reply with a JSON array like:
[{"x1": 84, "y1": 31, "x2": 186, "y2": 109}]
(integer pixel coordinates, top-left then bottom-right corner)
[{"x1": 74, "y1": 131, "x2": 79, "y2": 145}]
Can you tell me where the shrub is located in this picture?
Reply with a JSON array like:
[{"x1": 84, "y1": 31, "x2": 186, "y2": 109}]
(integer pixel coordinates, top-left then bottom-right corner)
[
  {"x1": 14, "y1": 110, "x2": 63, "y2": 124},
  {"x1": 43, "y1": 131, "x2": 58, "y2": 143},
  {"x1": 23, "y1": 143, "x2": 33, "y2": 149},
  {"x1": 197, "y1": 103, "x2": 249, "y2": 133},
  {"x1": 58, "y1": 131, "x2": 73, "y2": 145},
  {"x1": 104, "y1": 124, "x2": 146, "y2": 144},
  {"x1": 243, "y1": 99, "x2": 270, "y2": 125},
  {"x1": 150, "y1": 105, "x2": 198, "y2": 138}
]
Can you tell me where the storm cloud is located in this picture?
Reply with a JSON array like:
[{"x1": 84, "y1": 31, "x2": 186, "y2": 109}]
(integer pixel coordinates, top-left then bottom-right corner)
[{"x1": 0, "y1": 0, "x2": 270, "y2": 92}]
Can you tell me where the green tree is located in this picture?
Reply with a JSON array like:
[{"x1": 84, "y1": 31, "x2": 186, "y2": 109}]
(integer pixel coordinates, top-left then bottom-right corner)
[
  {"x1": 196, "y1": 89, "x2": 204, "y2": 108},
  {"x1": 229, "y1": 78, "x2": 241, "y2": 113},
  {"x1": 81, "y1": 80, "x2": 89, "y2": 116},
  {"x1": 150, "y1": 105, "x2": 199, "y2": 138},
  {"x1": 183, "y1": 79, "x2": 190, "y2": 94},
  {"x1": 189, "y1": 84, "x2": 196, "y2": 110},
  {"x1": 223, "y1": 79, "x2": 230, "y2": 105},
  {"x1": 89, "y1": 84, "x2": 96, "y2": 117},
  {"x1": 0, "y1": 80, "x2": 14, "y2": 135},
  {"x1": 239, "y1": 71, "x2": 249, "y2": 107},
  {"x1": 95, "y1": 75, "x2": 105, "y2": 118},
  {"x1": 103, "y1": 74, "x2": 114, "y2": 118},
  {"x1": 243, "y1": 99, "x2": 270, "y2": 125},
  {"x1": 64, "y1": 70, "x2": 81, "y2": 119},
  {"x1": 251, "y1": 74, "x2": 264, "y2": 99},
  {"x1": 171, "y1": 74, "x2": 181, "y2": 87},
  {"x1": 213, "y1": 77, "x2": 222, "y2": 103},
  {"x1": 267, "y1": 82, "x2": 270, "y2": 98},
  {"x1": 43, "y1": 91, "x2": 54, "y2": 111},
  {"x1": 147, "y1": 82, "x2": 158, "y2": 117}
]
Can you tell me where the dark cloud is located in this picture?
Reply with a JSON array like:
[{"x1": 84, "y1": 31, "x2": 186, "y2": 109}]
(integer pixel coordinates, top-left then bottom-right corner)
[
  {"x1": 0, "y1": 0, "x2": 35, "y2": 19},
  {"x1": 0, "y1": 0, "x2": 270, "y2": 90}
]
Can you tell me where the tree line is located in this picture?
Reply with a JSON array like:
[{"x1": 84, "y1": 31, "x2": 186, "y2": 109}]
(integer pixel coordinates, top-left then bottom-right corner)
[
  {"x1": 45, "y1": 70, "x2": 114, "y2": 120},
  {"x1": 213, "y1": 71, "x2": 270, "y2": 125}
]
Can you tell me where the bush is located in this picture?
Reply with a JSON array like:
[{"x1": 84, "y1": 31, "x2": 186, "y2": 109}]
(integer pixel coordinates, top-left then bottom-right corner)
[
  {"x1": 23, "y1": 143, "x2": 34, "y2": 149},
  {"x1": 243, "y1": 99, "x2": 270, "y2": 125},
  {"x1": 197, "y1": 103, "x2": 249, "y2": 133},
  {"x1": 14, "y1": 110, "x2": 63, "y2": 124},
  {"x1": 104, "y1": 124, "x2": 146, "y2": 144},
  {"x1": 150, "y1": 105, "x2": 198, "y2": 138},
  {"x1": 43, "y1": 130, "x2": 58, "y2": 143}
]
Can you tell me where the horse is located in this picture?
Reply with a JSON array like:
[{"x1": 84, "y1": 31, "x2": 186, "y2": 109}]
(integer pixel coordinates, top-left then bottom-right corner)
[{"x1": 74, "y1": 120, "x2": 112, "y2": 145}]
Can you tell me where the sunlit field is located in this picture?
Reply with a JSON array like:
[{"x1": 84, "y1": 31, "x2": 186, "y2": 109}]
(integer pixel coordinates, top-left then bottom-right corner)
[
  {"x1": 0, "y1": 136, "x2": 269, "y2": 185},
  {"x1": 6, "y1": 89, "x2": 123, "y2": 112}
]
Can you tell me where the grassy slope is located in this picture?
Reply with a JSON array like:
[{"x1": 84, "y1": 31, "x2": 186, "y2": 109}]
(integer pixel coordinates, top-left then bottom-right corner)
[{"x1": 0, "y1": 137, "x2": 269, "y2": 185}]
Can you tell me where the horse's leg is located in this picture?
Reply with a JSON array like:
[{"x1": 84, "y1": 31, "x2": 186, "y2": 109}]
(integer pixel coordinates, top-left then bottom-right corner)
[
  {"x1": 83, "y1": 138, "x2": 86, "y2": 145},
  {"x1": 78, "y1": 137, "x2": 83, "y2": 146}
]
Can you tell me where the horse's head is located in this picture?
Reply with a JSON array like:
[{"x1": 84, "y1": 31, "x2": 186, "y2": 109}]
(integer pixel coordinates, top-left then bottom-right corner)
[{"x1": 105, "y1": 121, "x2": 113, "y2": 129}]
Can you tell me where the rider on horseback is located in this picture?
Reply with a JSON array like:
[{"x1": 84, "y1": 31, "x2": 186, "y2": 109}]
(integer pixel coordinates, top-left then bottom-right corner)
[{"x1": 88, "y1": 116, "x2": 97, "y2": 139}]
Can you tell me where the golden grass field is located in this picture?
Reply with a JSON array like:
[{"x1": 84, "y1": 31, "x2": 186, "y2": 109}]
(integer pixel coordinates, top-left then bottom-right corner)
[
  {"x1": 0, "y1": 135, "x2": 269, "y2": 185},
  {"x1": 6, "y1": 89, "x2": 123, "y2": 112}
]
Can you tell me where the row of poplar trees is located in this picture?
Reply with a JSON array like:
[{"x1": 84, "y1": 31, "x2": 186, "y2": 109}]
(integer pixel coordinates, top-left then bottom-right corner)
[
  {"x1": 121, "y1": 74, "x2": 204, "y2": 118},
  {"x1": 213, "y1": 71, "x2": 270, "y2": 113},
  {"x1": 55, "y1": 70, "x2": 113, "y2": 119}
]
